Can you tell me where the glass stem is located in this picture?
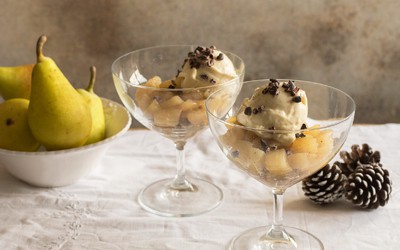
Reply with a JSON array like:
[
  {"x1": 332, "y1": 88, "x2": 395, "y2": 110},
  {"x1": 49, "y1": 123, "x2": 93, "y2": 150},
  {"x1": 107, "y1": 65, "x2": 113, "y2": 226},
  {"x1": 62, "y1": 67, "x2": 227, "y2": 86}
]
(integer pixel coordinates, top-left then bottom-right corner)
[
  {"x1": 271, "y1": 189, "x2": 285, "y2": 235},
  {"x1": 175, "y1": 141, "x2": 186, "y2": 183},
  {"x1": 260, "y1": 189, "x2": 297, "y2": 247},
  {"x1": 170, "y1": 141, "x2": 196, "y2": 191},
  {"x1": 261, "y1": 188, "x2": 294, "y2": 242}
]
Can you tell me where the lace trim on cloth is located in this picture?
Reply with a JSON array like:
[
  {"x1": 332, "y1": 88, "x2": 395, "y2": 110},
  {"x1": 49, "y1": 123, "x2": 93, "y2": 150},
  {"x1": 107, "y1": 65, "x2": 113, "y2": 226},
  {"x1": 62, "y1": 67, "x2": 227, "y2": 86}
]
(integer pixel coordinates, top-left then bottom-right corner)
[{"x1": 38, "y1": 189, "x2": 92, "y2": 250}]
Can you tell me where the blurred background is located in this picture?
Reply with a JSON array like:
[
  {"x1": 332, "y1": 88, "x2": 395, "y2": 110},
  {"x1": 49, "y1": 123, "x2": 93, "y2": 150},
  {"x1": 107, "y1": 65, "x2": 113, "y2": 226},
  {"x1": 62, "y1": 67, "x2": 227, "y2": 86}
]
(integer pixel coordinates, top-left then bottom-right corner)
[{"x1": 1, "y1": 0, "x2": 399, "y2": 126}]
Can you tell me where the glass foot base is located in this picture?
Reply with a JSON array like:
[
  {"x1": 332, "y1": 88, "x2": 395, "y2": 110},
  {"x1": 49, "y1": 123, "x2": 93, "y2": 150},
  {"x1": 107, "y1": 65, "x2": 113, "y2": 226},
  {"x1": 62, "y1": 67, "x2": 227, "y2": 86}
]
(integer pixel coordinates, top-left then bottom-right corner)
[
  {"x1": 229, "y1": 225, "x2": 324, "y2": 250},
  {"x1": 138, "y1": 178, "x2": 223, "y2": 217}
]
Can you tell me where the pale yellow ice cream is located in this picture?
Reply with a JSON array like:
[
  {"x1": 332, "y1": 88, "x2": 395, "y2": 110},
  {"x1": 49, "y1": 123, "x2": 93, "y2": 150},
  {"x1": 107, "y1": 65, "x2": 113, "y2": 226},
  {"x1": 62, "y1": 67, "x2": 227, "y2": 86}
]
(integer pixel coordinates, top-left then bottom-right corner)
[
  {"x1": 237, "y1": 79, "x2": 308, "y2": 146},
  {"x1": 175, "y1": 46, "x2": 238, "y2": 88}
]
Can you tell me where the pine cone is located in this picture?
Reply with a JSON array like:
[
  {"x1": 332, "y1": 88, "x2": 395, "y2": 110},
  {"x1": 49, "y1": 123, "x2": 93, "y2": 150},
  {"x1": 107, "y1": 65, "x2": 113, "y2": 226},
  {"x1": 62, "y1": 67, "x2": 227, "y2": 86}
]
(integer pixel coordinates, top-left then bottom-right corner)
[
  {"x1": 344, "y1": 163, "x2": 392, "y2": 209},
  {"x1": 302, "y1": 163, "x2": 346, "y2": 205},
  {"x1": 338, "y1": 144, "x2": 381, "y2": 176}
]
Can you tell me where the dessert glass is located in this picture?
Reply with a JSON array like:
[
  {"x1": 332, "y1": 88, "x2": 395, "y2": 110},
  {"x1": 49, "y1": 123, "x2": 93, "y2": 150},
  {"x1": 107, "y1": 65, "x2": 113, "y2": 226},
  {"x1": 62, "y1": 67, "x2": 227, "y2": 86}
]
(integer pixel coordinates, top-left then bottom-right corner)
[
  {"x1": 206, "y1": 79, "x2": 355, "y2": 249},
  {"x1": 112, "y1": 45, "x2": 244, "y2": 217}
]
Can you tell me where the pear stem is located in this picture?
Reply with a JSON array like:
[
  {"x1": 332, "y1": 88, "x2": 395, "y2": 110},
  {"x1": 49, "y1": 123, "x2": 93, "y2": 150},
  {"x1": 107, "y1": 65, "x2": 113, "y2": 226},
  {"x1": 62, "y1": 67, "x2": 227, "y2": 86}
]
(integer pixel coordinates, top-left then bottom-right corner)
[
  {"x1": 87, "y1": 66, "x2": 96, "y2": 93},
  {"x1": 36, "y1": 35, "x2": 47, "y2": 63}
]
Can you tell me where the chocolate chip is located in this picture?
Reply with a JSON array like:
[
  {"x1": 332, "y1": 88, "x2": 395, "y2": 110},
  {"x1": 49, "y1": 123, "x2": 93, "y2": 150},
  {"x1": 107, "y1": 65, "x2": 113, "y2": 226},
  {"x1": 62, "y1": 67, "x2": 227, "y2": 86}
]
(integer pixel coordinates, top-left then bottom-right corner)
[
  {"x1": 295, "y1": 133, "x2": 306, "y2": 138},
  {"x1": 253, "y1": 108, "x2": 259, "y2": 114},
  {"x1": 210, "y1": 79, "x2": 216, "y2": 84},
  {"x1": 283, "y1": 80, "x2": 302, "y2": 97},
  {"x1": 185, "y1": 46, "x2": 218, "y2": 69},
  {"x1": 244, "y1": 107, "x2": 252, "y2": 115},
  {"x1": 301, "y1": 123, "x2": 307, "y2": 129},
  {"x1": 293, "y1": 96, "x2": 302, "y2": 103},
  {"x1": 231, "y1": 150, "x2": 239, "y2": 158},
  {"x1": 262, "y1": 80, "x2": 281, "y2": 96},
  {"x1": 216, "y1": 53, "x2": 224, "y2": 61},
  {"x1": 5, "y1": 118, "x2": 14, "y2": 126},
  {"x1": 200, "y1": 74, "x2": 208, "y2": 80}
]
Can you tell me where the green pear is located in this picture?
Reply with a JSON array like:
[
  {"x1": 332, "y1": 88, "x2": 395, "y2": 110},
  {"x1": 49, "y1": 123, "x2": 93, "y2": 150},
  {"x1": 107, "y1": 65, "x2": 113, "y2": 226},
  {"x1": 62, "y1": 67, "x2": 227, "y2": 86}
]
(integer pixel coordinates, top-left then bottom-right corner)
[
  {"x1": 77, "y1": 66, "x2": 105, "y2": 145},
  {"x1": 0, "y1": 98, "x2": 40, "y2": 151},
  {"x1": 0, "y1": 64, "x2": 34, "y2": 100},
  {"x1": 28, "y1": 35, "x2": 92, "y2": 150}
]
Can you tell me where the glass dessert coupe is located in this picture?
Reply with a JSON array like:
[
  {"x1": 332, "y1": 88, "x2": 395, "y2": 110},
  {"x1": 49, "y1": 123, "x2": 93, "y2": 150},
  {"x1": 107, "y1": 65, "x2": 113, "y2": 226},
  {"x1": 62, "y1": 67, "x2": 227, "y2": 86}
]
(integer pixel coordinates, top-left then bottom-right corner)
[
  {"x1": 112, "y1": 45, "x2": 245, "y2": 217},
  {"x1": 206, "y1": 79, "x2": 355, "y2": 249}
]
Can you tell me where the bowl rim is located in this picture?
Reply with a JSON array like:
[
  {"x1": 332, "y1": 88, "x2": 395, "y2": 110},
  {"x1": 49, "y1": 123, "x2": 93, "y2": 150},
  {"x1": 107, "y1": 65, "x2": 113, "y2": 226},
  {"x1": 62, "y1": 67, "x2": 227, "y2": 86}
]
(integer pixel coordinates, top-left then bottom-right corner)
[
  {"x1": 0, "y1": 98, "x2": 132, "y2": 156},
  {"x1": 111, "y1": 44, "x2": 245, "y2": 92},
  {"x1": 206, "y1": 78, "x2": 356, "y2": 134}
]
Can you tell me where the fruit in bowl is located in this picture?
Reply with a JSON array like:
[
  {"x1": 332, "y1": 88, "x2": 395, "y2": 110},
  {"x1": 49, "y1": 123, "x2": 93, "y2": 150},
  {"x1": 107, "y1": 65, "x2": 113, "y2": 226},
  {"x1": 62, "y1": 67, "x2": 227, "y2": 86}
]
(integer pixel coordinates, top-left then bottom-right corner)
[
  {"x1": 0, "y1": 98, "x2": 131, "y2": 187},
  {"x1": 0, "y1": 35, "x2": 132, "y2": 186}
]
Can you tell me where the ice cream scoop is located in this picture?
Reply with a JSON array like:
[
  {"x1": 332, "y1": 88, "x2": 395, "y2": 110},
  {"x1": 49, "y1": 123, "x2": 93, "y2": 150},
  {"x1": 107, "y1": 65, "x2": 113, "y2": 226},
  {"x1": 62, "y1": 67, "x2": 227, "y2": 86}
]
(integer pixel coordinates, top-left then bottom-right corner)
[
  {"x1": 175, "y1": 46, "x2": 238, "y2": 88},
  {"x1": 237, "y1": 79, "x2": 308, "y2": 147}
]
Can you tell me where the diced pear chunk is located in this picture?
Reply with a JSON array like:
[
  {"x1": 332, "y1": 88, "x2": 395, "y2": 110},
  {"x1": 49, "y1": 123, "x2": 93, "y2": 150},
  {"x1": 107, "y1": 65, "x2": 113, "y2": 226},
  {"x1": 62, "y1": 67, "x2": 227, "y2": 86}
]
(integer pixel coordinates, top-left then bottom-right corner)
[
  {"x1": 144, "y1": 99, "x2": 161, "y2": 117},
  {"x1": 161, "y1": 95, "x2": 184, "y2": 108},
  {"x1": 287, "y1": 153, "x2": 309, "y2": 172},
  {"x1": 226, "y1": 116, "x2": 238, "y2": 124},
  {"x1": 264, "y1": 149, "x2": 292, "y2": 176},
  {"x1": 144, "y1": 76, "x2": 162, "y2": 87},
  {"x1": 290, "y1": 136, "x2": 319, "y2": 154},
  {"x1": 316, "y1": 129, "x2": 334, "y2": 156},
  {"x1": 153, "y1": 108, "x2": 182, "y2": 127},
  {"x1": 220, "y1": 127, "x2": 245, "y2": 147},
  {"x1": 159, "y1": 80, "x2": 174, "y2": 89},
  {"x1": 247, "y1": 147, "x2": 266, "y2": 176},
  {"x1": 181, "y1": 99, "x2": 199, "y2": 111},
  {"x1": 135, "y1": 89, "x2": 154, "y2": 110},
  {"x1": 186, "y1": 109, "x2": 207, "y2": 126},
  {"x1": 303, "y1": 124, "x2": 321, "y2": 137}
]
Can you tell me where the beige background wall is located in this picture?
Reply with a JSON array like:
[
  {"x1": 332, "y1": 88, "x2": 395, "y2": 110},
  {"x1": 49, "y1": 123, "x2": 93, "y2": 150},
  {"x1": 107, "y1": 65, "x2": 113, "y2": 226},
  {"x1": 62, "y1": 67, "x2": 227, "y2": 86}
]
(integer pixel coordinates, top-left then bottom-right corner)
[{"x1": 1, "y1": 0, "x2": 399, "y2": 126}]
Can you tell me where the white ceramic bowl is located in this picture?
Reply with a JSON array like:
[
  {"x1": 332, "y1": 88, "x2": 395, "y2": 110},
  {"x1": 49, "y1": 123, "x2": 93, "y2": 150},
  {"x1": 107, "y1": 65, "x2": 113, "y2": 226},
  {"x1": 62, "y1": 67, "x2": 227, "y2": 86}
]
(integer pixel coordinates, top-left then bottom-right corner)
[{"x1": 0, "y1": 98, "x2": 132, "y2": 187}]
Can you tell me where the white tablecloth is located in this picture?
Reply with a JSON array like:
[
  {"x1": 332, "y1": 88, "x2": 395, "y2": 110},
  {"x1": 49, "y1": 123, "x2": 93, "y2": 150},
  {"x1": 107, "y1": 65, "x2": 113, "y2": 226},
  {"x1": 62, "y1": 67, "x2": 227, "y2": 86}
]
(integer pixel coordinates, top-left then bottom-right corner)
[{"x1": 0, "y1": 124, "x2": 399, "y2": 250}]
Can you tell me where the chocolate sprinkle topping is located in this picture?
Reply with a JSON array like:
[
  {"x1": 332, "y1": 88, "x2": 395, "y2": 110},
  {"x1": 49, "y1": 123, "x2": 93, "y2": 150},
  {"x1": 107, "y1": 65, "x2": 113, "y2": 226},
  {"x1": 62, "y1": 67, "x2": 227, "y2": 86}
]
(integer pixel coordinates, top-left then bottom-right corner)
[
  {"x1": 244, "y1": 107, "x2": 252, "y2": 115},
  {"x1": 231, "y1": 150, "x2": 239, "y2": 158},
  {"x1": 216, "y1": 53, "x2": 224, "y2": 61},
  {"x1": 282, "y1": 80, "x2": 300, "y2": 96},
  {"x1": 293, "y1": 96, "x2": 302, "y2": 103},
  {"x1": 250, "y1": 105, "x2": 264, "y2": 115},
  {"x1": 6, "y1": 118, "x2": 14, "y2": 126},
  {"x1": 301, "y1": 123, "x2": 307, "y2": 129},
  {"x1": 200, "y1": 74, "x2": 208, "y2": 80},
  {"x1": 262, "y1": 79, "x2": 280, "y2": 96},
  {"x1": 295, "y1": 132, "x2": 306, "y2": 138},
  {"x1": 186, "y1": 46, "x2": 219, "y2": 69}
]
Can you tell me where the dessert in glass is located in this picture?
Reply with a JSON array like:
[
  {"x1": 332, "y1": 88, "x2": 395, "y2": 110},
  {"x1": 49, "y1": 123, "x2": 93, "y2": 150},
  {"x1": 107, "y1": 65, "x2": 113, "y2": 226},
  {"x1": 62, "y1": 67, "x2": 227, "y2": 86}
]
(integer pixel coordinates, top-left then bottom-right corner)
[
  {"x1": 206, "y1": 79, "x2": 355, "y2": 249},
  {"x1": 112, "y1": 45, "x2": 244, "y2": 217}
]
